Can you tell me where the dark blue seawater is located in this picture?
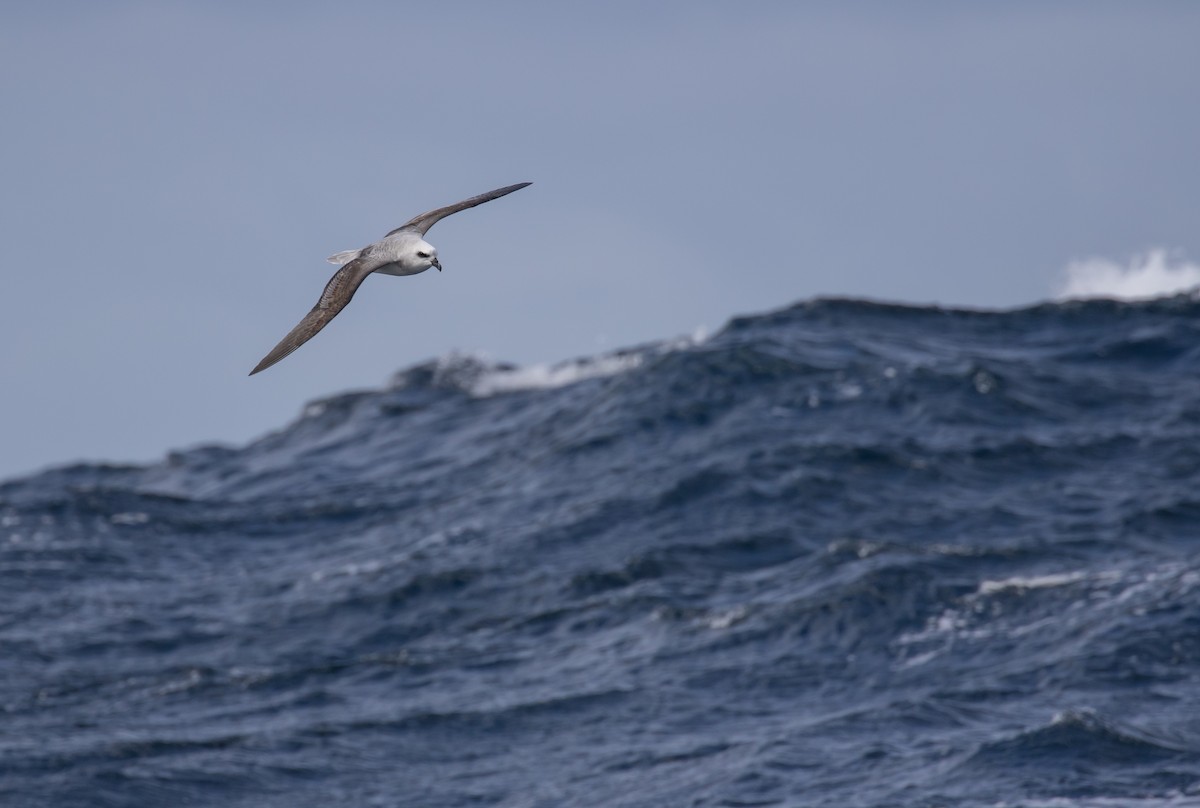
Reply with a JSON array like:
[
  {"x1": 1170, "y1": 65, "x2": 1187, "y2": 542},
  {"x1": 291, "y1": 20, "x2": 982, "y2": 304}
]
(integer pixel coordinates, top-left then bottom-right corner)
[{"x1": 5, "y1": 296, "x2": 1200, "y2": 807}]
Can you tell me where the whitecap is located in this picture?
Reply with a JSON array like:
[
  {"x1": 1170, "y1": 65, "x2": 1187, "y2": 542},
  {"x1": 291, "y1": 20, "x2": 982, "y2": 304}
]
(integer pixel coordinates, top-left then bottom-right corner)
[
  {"x1": 1056, "y1": 248, "x2": 1200, "y2": 300},
  {"x1": 409, "y1": 329, "x2": 710, "y2": 399}
]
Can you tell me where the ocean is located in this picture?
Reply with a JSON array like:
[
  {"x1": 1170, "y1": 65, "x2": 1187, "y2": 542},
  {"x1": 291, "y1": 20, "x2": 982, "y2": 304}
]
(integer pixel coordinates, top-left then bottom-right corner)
[{"x1": 4, "y1": 296, "x2": 1200, "y2": 807}]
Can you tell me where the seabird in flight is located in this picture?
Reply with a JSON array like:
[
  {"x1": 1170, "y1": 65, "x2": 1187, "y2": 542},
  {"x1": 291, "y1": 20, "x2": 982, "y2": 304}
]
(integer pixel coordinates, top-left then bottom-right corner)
[{"x1": 249, "y1": 181, "x2": 531, "y2": 375}]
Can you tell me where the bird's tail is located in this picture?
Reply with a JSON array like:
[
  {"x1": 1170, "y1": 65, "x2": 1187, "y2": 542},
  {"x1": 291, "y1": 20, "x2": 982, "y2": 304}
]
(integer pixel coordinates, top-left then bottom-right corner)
[{"x1": 326, "y1": 249, "x2": 362, "y2": 266}]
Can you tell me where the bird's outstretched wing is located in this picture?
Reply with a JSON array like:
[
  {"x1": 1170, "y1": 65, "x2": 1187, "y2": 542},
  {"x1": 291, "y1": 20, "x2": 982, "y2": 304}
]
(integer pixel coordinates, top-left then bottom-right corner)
[
  {"x1": 249, "y1": 258, "x2": 376, "y2": 375},
  {"x1": 385, "y1": 182, "x2": 532, "y2": 237}
]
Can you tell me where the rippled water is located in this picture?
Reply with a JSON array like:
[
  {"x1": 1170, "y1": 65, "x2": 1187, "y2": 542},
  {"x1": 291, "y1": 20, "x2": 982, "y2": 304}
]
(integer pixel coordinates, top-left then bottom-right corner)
[{"x1": 4, "y1": 296, "x2": 1200, "y2": 807}]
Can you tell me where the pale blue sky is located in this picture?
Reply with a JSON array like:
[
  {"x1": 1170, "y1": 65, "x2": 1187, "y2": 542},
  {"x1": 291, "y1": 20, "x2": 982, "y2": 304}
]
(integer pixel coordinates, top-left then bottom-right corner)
[{"x1": 2, "y1": 2, "x2": 1198, "y2": 480}]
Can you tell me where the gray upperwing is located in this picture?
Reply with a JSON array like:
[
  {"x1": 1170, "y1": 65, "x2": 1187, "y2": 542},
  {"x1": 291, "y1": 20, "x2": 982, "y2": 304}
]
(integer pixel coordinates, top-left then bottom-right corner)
[
  {"x1": 385, "y1": 182, "x2": 532, "y2": 237},
  {"x1": 249, "y1": 257, "x2": 376, "y2": 375}
]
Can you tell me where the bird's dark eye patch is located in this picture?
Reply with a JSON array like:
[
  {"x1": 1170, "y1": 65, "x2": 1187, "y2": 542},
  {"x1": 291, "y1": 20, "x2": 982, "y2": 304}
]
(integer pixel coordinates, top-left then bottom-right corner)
[{"x1": 417, "y1": 251, "x2": 429, "y2": 258}]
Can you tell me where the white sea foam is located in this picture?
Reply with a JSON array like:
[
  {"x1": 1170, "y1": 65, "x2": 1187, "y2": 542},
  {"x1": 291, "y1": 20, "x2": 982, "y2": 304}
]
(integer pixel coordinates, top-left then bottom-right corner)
[
  {"x1": 1056, "y1": 249, "x2": 1200, "y2": 300},
  {"x1": 421, "y1": 328, "x2": 710, "y2": 399},
  {"x1": 703, "y1": 605, "x2": 749, "y2": 630},
  {"x1": 990, "y1": 797, "x2": 1200, "y2": 807},
  {"x1": 467, "y1": 352, "x2": 649, "y2": 396},
  {"x1": 977, "y1": 571, "x2": 1087, "y2": 595},
  {"x1": 894, "y1": 570, "x2": 1093, "y2": 665}
]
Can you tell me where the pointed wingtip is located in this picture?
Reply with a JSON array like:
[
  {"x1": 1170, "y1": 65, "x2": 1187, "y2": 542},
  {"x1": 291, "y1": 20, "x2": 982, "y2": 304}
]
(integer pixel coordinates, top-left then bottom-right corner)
[{"x1": 496, "y1": 181, "x2": 532, "y2": 195}]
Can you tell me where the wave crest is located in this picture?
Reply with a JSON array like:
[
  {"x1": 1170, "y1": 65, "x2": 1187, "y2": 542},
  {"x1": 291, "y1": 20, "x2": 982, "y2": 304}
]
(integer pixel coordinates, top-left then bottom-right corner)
[
  {"x1": 390, "y1": 332, "x2": 708, "y2": 398},
  {"x1": 1056, "y1": 249, "x2": 1200, "y2": 301}
]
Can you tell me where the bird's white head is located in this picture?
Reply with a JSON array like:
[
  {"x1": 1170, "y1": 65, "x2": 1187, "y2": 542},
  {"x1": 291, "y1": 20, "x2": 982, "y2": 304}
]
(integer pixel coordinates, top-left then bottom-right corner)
[{"x1": 412, "y1": 239, "x2": 441, "y2": 272}]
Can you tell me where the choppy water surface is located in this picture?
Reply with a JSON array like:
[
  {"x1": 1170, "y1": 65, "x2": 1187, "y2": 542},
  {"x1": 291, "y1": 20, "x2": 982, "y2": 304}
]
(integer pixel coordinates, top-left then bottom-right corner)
[{"x1": 5, "y1": 297, "x2": 1200, "y2": 807}]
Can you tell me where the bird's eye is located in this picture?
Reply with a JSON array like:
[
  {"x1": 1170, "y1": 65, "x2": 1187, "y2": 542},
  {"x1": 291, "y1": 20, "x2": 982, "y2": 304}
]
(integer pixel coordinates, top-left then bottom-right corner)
[{"x1": 417, "y1": 251, "x2": 429, "y2": 258}]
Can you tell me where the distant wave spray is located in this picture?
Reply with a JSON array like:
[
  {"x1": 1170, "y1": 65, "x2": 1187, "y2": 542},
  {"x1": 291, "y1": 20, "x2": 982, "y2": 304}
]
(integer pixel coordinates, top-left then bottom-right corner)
[{"x1": 1056, "y1": 248, "x2": 1200, "y2": 300}]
